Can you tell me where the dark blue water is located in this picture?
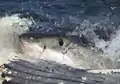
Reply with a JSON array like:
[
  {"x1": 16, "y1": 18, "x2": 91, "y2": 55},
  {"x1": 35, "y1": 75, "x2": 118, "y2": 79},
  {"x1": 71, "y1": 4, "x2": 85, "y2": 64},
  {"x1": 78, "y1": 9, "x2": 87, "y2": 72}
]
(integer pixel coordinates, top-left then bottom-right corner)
[{"x1": 0, "y1": 0, "x2": 120, "y2": 41}]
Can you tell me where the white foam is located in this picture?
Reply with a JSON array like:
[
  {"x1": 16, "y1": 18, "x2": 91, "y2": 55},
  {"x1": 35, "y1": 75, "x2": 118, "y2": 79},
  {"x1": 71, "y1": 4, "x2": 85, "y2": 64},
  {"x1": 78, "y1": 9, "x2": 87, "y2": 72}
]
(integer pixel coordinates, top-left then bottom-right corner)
[
  {"x1": 104, "y1": 30, "x2": 120, "y2": 57},
  {"x1": 88, "y1": 69, "x2": 120, "y2": 74},
  {"x1": 0, "y1": 14, "x2": 33, "y2": 65},
  {"x1": 95, "y1": 28, "x2": 120, "y2": 61}
]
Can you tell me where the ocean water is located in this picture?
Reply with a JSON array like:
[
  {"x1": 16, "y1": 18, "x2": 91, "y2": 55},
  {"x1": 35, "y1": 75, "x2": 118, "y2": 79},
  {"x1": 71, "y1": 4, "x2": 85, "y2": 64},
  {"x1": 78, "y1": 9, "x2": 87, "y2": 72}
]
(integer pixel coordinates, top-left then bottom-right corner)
[{"x1": 0, "y1": 0, "x2": 120, "y2": 69}]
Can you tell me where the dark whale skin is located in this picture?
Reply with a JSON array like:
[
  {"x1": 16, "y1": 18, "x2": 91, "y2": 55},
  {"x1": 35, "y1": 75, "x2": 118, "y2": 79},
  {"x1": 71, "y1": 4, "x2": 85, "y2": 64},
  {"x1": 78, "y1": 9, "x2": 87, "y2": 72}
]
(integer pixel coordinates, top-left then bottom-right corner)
[{"x1": 1, "y1": 59, "x2": 120, "y2": 84}]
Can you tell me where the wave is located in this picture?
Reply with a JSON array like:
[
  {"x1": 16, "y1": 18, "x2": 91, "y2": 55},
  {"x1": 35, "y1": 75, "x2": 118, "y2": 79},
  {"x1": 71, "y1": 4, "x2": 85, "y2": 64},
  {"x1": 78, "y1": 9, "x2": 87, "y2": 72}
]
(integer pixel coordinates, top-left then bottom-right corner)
[{"x1": 0, "y1": 14, "x2": 33, "y2": 65}]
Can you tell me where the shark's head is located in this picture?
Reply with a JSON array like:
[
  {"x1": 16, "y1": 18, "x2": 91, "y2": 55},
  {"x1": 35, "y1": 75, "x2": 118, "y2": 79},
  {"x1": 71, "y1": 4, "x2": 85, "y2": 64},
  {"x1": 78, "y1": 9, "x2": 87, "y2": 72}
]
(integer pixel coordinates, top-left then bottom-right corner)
[
  {"x1": 18, "y1": 32, "x2": 114, "y2": 69},
  {"x1": 19, "y1": 32, "x2": 84, "y2": 68}
]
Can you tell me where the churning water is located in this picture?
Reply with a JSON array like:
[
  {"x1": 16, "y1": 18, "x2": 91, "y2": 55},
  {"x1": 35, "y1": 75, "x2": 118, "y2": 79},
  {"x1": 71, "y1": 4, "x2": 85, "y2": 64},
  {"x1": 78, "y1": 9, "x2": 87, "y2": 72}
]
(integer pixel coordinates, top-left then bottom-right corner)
[{"x1": 0, "y1": 14, "x2": 33, "y2": 65}]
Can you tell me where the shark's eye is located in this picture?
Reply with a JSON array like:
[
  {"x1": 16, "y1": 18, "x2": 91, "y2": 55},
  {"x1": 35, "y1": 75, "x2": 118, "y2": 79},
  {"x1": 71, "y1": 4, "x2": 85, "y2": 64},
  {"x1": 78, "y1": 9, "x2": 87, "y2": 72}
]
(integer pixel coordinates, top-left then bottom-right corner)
[
  {"x1": 59, "y1": 38, "x2": 64, "y2": 46},
  {"x1": 43, "y1": 45, "x2": 46, "y2": 52},
  {"x1": 43, "y1": 45, "x2": 46, "y2": 50}
]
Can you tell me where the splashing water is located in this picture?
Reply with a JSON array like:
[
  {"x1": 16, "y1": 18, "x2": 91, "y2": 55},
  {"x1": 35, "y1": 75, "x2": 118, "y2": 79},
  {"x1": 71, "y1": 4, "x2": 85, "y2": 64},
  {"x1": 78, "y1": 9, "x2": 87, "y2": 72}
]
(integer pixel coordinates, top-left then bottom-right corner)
[
  {"x1": 95, "y1": 29, "x2": 120, "y2": 68},
  {"x1": 69, "y1": 19, "x2": 120, "y2": 69},
  {"x1": 0, "y1": 14, "x2": 33, "y2": 65}
]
